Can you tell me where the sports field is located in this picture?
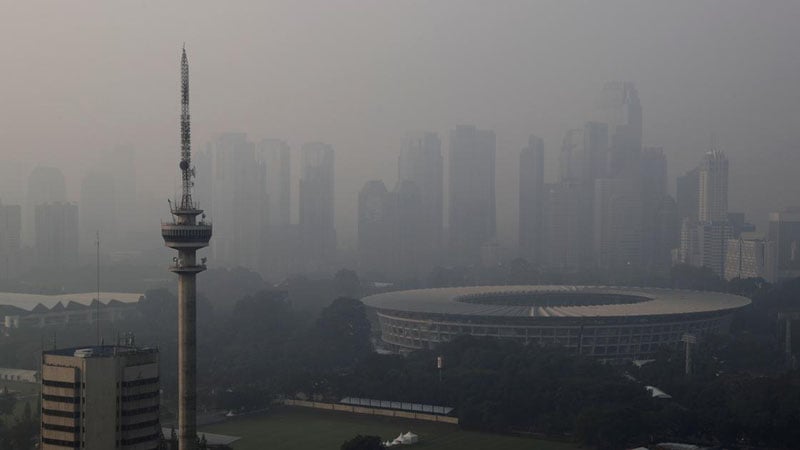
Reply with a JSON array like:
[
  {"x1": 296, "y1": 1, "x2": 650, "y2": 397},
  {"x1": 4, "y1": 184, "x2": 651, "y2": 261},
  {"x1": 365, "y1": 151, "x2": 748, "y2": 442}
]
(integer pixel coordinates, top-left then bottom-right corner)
[{"x1": 201, "y1": 407, "x2": 580, "y2": 450}]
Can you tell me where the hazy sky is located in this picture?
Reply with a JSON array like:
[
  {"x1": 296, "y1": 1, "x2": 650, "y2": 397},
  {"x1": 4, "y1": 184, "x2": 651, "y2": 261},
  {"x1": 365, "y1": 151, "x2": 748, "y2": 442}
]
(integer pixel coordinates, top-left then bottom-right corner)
[{"x1": 1, "y1": 1, "x2": 799, "y2": 247}]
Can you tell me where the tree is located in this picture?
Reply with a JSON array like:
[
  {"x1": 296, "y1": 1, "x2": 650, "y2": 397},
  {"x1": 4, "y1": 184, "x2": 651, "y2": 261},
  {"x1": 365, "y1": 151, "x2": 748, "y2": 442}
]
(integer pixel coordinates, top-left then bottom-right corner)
[
  {"x1": 340, "y1": 435, "x2": 385, "y2": 450},
  {"x1": 334, "y1": 269, "x2": 361, "y2": 298}
]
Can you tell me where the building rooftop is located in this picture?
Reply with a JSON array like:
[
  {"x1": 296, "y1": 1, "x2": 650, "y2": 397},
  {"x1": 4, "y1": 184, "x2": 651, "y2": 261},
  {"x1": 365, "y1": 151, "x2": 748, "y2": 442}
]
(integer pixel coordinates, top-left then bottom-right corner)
[
  {"x1": 44, "y1": 345, "x2": 157, "y2": 358},
  {"x1": 362, "y1": 286, "x2": 751, "y2": 319},
  {"x1": 0, "y1": 292, "x2": 141, "y2": 312}
]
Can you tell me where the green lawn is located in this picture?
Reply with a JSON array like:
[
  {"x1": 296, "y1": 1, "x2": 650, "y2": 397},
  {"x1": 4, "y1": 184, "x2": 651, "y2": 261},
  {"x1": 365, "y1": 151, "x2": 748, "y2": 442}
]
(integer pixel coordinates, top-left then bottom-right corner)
[{"x1": 202, "y1": 407, "x2": 582, "y2": 450}]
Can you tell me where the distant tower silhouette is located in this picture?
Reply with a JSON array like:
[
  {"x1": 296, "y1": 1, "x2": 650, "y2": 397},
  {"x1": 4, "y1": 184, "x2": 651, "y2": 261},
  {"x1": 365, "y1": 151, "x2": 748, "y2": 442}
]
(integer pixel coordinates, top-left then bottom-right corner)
[{"x1": 161, "y1": 46, "x2": 212, "y2": 450}]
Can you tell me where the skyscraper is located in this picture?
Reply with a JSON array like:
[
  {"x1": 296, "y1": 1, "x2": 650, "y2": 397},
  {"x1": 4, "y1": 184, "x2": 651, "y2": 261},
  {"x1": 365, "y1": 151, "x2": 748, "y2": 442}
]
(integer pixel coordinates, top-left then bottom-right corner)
[
  {"x1": 398, "y1": 131, "x2": 443, "y2": 267},
  {"x1": 768, "y1": 207, "x2": 800, "y2": 278},
  {"x1": 0, "y1": 202, "x2": 21, "y2": 279},
  {"x1": 35, "y1": 202, "x2": 79, "y2": 268},
  {"x1": 40, "y1": 345, "x2": 160, "y2": 450},
  {"x1": 80, "y1": 170, "x2": 117, "y2": 251},
  {"x1": 209, "y1": 132, "x2": 266, "y2": 271},
  {"x1": 597, "y1": 81, "x2": 643, "y2": 177},
  {"x1": 256, "y1": 139, "x2": 292, "y2": 279},
  {"x1": 448, "y1": 125, "x2": 496, "y2": 265},
  {"x1": 25, "y1": 166, "x2": 67, "y2": 246},
  {"x1": 358, "y1": 180, "x2": 391, "y2": 277},
  {"x1": 676, "y1": 167, "x2": 700, "y2": 221},
  {"x1": 299, "y1": 142, "x2": 336, "y2": 272},
  {"x1": 160, "y1": 47, "x2": 212, "y2": 450},
  {"x1": 678, "y1": 149, "x2": 732, "y2": 277},
  {"x1": 518, "y1": 135, "x2": 544, "y2": 263},
  {"x1": 698, "y1": 150, "x2": 729, "y2": 222}
]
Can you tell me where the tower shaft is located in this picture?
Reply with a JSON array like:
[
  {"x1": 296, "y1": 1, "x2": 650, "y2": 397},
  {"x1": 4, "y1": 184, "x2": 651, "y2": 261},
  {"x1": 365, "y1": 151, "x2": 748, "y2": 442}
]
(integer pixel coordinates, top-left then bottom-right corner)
[{"x1": 162, "y1": 46, "x2": 211, "y2": 450}]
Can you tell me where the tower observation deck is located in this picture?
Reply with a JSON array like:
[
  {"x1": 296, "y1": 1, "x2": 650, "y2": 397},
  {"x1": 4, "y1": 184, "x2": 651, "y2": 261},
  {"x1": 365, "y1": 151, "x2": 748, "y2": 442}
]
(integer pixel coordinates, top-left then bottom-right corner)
[{"x1": 161, "y1": 46, "x2": 211, "y2": 450}]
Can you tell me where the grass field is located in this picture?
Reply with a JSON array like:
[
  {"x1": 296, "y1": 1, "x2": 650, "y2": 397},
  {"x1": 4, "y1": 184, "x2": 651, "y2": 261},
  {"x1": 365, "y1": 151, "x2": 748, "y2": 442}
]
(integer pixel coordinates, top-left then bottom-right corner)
[{"x1": 202, "y1": 407, "x2": 581, "y2": 450}]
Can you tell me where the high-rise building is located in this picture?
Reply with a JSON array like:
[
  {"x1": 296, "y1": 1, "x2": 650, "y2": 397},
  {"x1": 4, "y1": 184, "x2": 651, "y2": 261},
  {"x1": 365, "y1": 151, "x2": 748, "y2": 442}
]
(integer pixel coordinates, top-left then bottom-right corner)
[
  {"x1": 448, "y1": 125, "x2": 496, "y2": 264},
  {"x1": 41, "y1": 345, "x2": 160, "y2": 450},
  {"x1": 768, "y1": 207, "x2": 800, "y2": 278},
  {"x1": 35, "y1": 202, "x2": 79, "y2": 268},
  {"x1": 698, "y1": 150, "x2": 729, "y2": 222},
  {"x1": 542, "y1": 181, "x2": 588, "y2": 269},
  {"x1": 257, "y1": 139, "x2": 291, "y2": 228},
  {"x1": 80, "y1": 170, "x2": 117, "y2": 251},
  {"x1": 518, "y1": 136, "x2": 545, "y2": 263},
  {"x1": 299, "y1": 142, "x2": 336, "y2": 272},
  {"x1": 676, "y1": 167, "x2": 700, "y2": 221},
  {"x1": 0, "y1": 202, "x2": 21, "y2": 279},
  {"x1": 26, "y1": 166, "x2": 67, "y2": 246},
  {"x1": 256, "y1": 139, "x2": 292, "y2": 279},
  {"x1": 358, "y1": 180, "x2": 391, "y2": 277},
  {"x1": 593, "y1": 177, "x2": 643, "y2": 271},
  {"x1": 640, "y1": 147, "x2": 673, "y2": 272},
  {"x1": 398, "y1": 131, "x2": 443, "y2": 266},
  {"x1": 724, "y1": 233, "x2": 777, "y2": 282},
  {"x1": 209, "y1": 132, "x2": 266, "y2": 271},
  {"x1": 597, "y1": 81, "x2": 643, "y2": 177}
]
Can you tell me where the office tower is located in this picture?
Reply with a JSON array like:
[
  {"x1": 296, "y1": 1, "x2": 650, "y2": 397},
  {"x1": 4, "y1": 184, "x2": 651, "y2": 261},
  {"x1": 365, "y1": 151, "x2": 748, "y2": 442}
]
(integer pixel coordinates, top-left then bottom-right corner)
[
  {"x1": 653, "y1": 195, "x2": 680, "y2": 274},
  {"x1": 358, "y1": 180, "x2": 391, "y2": 277},
  {"x1": 80, "y1": 170, "x2": 117, "y2": 251},
  {"x1": 105, "y1": 146, "x2": 137, "y2": 240},
  {"x1": 257, "y1": 139, "x2": 291, "y2": 228},
  {"x1": 209, "y1": 132, "x2": 266, "y2": 271},
  {"x1": 0, "y1": 202, "x2": 21, "y2": 279},
  {"x1": 448, "y1": 125, "x2": 496, "y2": 264},
  {"x1": 727, "y1": 212, "x2": 755, "y2": 238},
  {"x1": 542, "y1": 182, "x2": 587, "y2": 269},
  {"x1": 160, "y1": 47, "x2": 212, "y2": 450},
  {"x1": 518, "y1": 135, "x2": 544, "y2": 263},
  {"x1": 593, "y1": 178, "x2": 643, "y2": 271},
  {"x1": 256, "y1": 139, "x2": 292, "y2": 278},
  {"x1": 768, "y1": 207, "x2": 800, "y2": 278},
  {"x1": 640, "y1": 147, "x2": 671, "y2": 272},
  {"x1": 597, "y1": 81, "x2": 643, "y2": 177},
  {"x1": 398, "y1": 131, "x2": 443, "y2": 267},
  {"x1": 724, "y1": 233, "x2": 777, "y2": 282},
  {"x1": 698, "y1": 150, "x2": 729, "y2": 222},
  {"x1": 389, "y1": 180, "x2": 427, "y2": 279},
  {"x1": 35, "y1": 202, "x2": 79, "y2": 268},
  {"x1": 299, "y1": 142, "x2": 336, "y2": 272},
  {"x1": 41, "y1": 345, "x2": 160, "y2": 450},
  {"x1": 26, "y1": 166, "x2": 67, "y2": 245},
  {"x1": 676, "y1": 167, "x2": 700, "y2": 221}
]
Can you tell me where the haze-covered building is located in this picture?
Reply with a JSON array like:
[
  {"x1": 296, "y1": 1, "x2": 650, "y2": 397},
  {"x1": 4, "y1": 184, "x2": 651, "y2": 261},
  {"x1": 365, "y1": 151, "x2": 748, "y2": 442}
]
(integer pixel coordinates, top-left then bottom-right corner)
[
  {"x1": 35, "y1": 202, "x2": 79, "y2": 268},
  {"x1": 26, "y1": 166, "x2": 67, "y2": 246},
  {"x1": 448, "y1": 125, "x2": 496, "y2": 265},
  {"x1": 768, "y1": 207, "x2": 800, "y2": 279},
  {"x1": 299, "y1": 142, "x2": 337, "y2": 273},
  {"x1": 0, "y1": 202, "x2": 21, "y2": 280},
  {"x1": 518, "y1": 135, "x2": 545, "y2": 263}
]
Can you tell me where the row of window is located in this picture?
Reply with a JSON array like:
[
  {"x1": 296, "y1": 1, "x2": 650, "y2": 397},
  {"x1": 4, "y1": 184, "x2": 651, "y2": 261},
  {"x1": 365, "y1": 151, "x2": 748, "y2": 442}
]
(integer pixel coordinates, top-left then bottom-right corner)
[
  {"x1": 41, "y1": 437, "x2": 79, "y2": 449},
  {"x1": 42, "y1": 394, "x2": 80, "y2": 404},
  {"x1": 42, "y1": 379, "x2": 80, "y2": 389},
  {"x1": 121, "y1": 432, "x2": 160, "y2": 446},
  {"x1": 121, "y1": 418, "x2": 159, "y2": 432},
  {"x1": 122, "y1": 376, "x2": 159, "y2": 388},
  {"x1": 42, "y1": 422, "x2": 79, "y2": 433},
  {"x1": 42, "y1": 408, "x2": 80, "y2": 418},
  {"x1": 122, "y1": 404, "x2": 159, "y2": 417},
  {"x1": 122, "y1": 390, "x2": 159, "y2": 402}
]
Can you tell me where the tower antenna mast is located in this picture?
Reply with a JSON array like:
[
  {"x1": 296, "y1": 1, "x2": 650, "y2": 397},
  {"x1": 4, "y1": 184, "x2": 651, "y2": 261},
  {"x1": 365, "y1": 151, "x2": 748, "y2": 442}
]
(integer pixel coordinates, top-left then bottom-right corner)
[{"x1": 161, "y1": 45, "x2": 212, "y2": 450}]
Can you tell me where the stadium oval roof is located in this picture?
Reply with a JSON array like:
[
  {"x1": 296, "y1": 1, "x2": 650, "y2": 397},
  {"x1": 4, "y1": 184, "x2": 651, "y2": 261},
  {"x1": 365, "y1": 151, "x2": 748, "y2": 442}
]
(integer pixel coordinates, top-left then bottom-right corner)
[
  {"x1": 0, "y1": 292, "x2": 142, "y2": 312},
  {"x1": 362, "y1": 286, "x2": 751, "y2": 318}
]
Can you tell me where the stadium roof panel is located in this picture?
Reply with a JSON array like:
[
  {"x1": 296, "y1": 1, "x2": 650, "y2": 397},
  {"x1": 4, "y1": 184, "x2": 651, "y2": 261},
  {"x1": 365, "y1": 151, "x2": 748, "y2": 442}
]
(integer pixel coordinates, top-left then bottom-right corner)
[{"x1": 362, "y1": 286, "x2": 751, "y2": 318}]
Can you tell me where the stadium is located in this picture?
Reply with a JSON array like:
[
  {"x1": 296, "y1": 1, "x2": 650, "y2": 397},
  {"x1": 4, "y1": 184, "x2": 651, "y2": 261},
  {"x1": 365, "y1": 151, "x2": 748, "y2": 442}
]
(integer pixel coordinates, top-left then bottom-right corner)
[{"x1": 362, "y1": 286, "x2": 751, "y2": 362}]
